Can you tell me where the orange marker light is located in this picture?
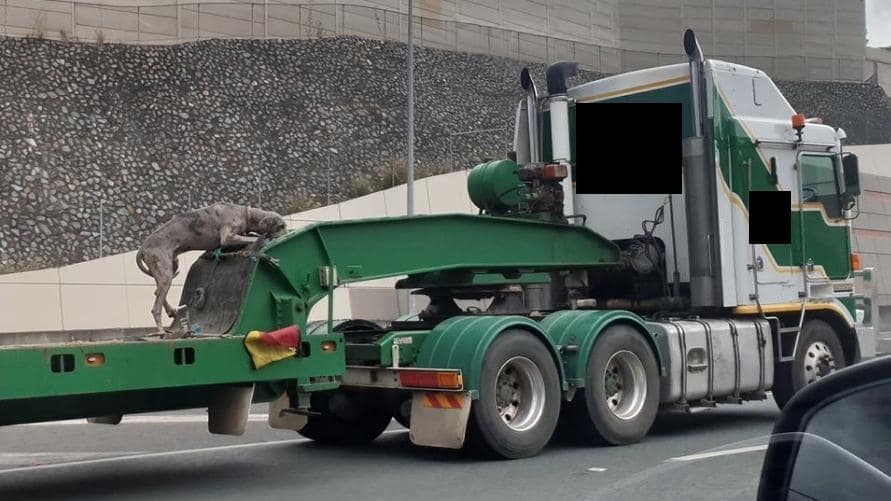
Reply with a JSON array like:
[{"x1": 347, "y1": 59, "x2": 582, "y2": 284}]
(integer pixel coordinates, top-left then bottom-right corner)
[
  {"x1": 792, "y1": 113, "x2": 806, "y2": 131},
  {"x1": 851, "y1": 253, "x2": 862, "y2": 271},
  {"x1": 85, "y1": 353, "x2": 105, "y2": 367},
  {"x1": 399, "y1": 370, "x2": 463, "y2": 390}
]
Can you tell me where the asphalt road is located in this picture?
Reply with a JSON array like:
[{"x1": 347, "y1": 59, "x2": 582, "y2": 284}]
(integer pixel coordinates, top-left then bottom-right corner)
[{"x1": 0, "y1": 399, "x2": 780, "y2": 501}]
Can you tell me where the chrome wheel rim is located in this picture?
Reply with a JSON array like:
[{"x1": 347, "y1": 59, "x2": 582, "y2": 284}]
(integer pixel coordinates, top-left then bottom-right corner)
[
  {"x1": 603, "y1": 350, "x2": 647, "y2": 421},
  {"x1": 803, "y1": 341, "x2": 837, "y2": 384},
  {"x1": 494, "y1": 356, "x2": 546, "y2": 431}
]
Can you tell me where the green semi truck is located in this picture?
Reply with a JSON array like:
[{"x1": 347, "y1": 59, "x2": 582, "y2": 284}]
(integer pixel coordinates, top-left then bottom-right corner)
[{"x1": 0, "y1": 31, "x2": 877, "y2": 459}]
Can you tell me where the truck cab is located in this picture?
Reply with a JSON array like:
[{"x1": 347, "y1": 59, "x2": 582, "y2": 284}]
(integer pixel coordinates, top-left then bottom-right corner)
[{"x1": 506, "y1": 30, "x2": 876, "y2": 407}]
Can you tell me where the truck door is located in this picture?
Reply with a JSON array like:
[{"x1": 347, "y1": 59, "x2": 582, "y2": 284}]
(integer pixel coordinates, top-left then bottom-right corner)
[{"x1": 797, "y1": 153, "x2": 851, "y2": 280}]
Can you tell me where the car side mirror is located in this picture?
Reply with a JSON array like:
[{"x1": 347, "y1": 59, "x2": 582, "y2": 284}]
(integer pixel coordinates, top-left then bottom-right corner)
[
  {"x1": 843, "y1": 153, "x2": 861, "y2": 197},
  {"x1": 758, "y1": 356, "x2": 891, "y2": 501}
]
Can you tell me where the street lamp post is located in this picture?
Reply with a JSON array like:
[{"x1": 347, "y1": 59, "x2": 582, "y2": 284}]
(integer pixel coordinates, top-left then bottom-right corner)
[{"x1": 406, "y1": 0, "x2": 415, "y2": 216}]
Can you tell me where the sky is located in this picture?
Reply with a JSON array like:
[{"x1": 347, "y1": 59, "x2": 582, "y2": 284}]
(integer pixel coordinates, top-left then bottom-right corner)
[{"x1": 867, "y1": 0, "x2": 891, "y2": 47}]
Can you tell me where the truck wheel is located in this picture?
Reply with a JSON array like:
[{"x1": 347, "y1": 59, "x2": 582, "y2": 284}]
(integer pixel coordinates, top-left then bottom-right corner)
[
  {"x1": 564, "y1": 324, "x2": 659, "y2": 446},
  {"x1": 392, "y1": 396, "x2": 412, "y2": 429},
  {"x1": 297, "y1": 390, "x2": 392, "y2": 445},
  {"x1": 381, "y1": 390, "x2": 411, "y2": 429},
  {"x1": 467, "y1": 329, "x2": 561, "y2": 459},
  {"x1": 773, "y1": 319, "x2": 846, "y2": 409}
]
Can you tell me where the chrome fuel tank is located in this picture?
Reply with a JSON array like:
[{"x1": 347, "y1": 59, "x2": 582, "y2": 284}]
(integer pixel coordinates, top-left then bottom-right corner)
[{"x1": 649, "y1": 318, "x2": 773, "y2": 404}]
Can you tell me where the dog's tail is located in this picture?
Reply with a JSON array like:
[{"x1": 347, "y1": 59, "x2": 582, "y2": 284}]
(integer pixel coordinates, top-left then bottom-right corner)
[{"x1": 135, "y1": 248, "x2": 152, "y2": 277}]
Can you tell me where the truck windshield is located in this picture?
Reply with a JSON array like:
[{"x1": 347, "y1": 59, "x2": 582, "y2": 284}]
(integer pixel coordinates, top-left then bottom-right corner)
[{"x1": 800, "y1": 154, "x2": 842, "y2": 217}]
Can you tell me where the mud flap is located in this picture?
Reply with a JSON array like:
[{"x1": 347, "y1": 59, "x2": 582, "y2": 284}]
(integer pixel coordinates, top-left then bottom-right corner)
[
  {"x1": 208, "y1": 384, "x2": 255, "y2": 435},
  {"x1": 267, "y1": 392, "x2": 308, "y2": 431},
  {"x1": 408, "y1": 391, "x2": 472, "y2": 449}
]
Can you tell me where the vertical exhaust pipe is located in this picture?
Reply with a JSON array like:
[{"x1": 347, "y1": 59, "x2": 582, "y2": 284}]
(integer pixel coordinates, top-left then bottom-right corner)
[
  {"x1": 683, "y1": 29, "x2": 723, "y2": 307},
  {"x1": 520, "y1": 68, "x2": 540, "y2": 163},
  {"x1": 513, "y1": 100, "x2": 531, "y2": 165},
  {"x1": 546, "y1": 61, "x2": 578, "y2": 217}
]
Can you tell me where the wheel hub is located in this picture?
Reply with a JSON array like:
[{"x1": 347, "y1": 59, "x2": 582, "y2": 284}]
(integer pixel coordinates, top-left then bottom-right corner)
[
  {"x1": 803, "y1": 341, "x2": 836, "y2": 384},
  {"x1": 494, "y1": 356, "x2": 545, "y2": 431},
  {"x1": 603, "y1": 350, "x2": 647, "y2": 421}
]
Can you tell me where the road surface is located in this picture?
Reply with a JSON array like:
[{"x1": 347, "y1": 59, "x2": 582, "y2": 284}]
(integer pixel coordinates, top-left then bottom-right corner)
[{"x1": 0, "y1": 399, "x2": 780, "y2": 500}]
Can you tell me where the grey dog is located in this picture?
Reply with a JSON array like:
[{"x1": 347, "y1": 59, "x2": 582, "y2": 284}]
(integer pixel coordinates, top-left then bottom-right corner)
[{"x1": 136, "y1": 202, "x2": 287, "y2": 333}]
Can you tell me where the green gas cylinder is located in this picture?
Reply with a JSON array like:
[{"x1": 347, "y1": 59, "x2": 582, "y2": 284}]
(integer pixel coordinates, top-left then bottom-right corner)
[{"x1": 467, "y1": 159, "x2": 530, "y2": 212}]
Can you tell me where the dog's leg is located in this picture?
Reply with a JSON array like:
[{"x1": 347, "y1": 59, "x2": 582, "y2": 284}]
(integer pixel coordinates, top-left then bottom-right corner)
[
  {"x1": 220, "y1": 225, "x2": 258, "y2": 247},
  {"x1": 164, "y1": 299, "x2": 176, "y2": 318},
  {"x1": 151, "y1": 273, "x2": 174, "y2": 333}
]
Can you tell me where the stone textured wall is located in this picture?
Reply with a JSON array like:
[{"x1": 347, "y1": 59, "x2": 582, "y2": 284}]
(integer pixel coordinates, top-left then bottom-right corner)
[
  {"x1": 0, "y1": 35, "x2": 888, "y2": 272},
  {"x1": 0, "y1": 35, "x2": 600, "y2": 271},
  {"x1": 776, "y1": 79, "x2": 891, "y2": 146}
]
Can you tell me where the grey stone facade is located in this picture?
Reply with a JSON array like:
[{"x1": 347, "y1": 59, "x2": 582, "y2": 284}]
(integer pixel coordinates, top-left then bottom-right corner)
[
  {"x1": 0, "y1": 35, "x2": 599, "y2": 270},
  {"x1": 0, "y1": 35, "x2": 888, "y2": 272},
  {"x1": 777, "y1": 79, "x2": 891, "y2": 147}
]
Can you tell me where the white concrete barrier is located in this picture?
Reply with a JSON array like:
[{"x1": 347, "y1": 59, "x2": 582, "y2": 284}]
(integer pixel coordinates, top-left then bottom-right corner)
[{"x1": 0, "y1": 171, "x2": 473, "y2": 334}]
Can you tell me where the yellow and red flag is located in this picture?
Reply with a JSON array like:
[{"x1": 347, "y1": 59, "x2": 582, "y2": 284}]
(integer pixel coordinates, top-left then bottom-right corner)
[{"x1": 244, "y1": 325, "x2": 300, "y2": 369}]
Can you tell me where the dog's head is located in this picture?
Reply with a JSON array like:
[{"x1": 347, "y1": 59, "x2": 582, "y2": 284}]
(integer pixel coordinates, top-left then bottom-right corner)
[{"x1": 258, "y1": 213, "x2": 287, "y2": 237}]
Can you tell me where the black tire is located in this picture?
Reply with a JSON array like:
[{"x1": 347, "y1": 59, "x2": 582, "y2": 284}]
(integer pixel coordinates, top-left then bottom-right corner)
[
  {"x1": 773, "y1": 319, "x2": 846, "y2": 409},
  {"x1": 466, "y1": 329, "x2": 561, "y2": 459},
  {"x1": 563, "y1": 324, "x2": 660, "y2": 446},
  {"x1": 392, "y1": 396, "x2": 412, "y2": 429},
  {"x1": 379, "y1": 389, "x2": 412, "y2": 429},
  {"x1": 297, "y1": 389, "x2": 392, "y2": 445}
]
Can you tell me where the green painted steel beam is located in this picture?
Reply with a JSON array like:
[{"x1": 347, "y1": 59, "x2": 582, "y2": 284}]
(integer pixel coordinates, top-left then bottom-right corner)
[
  {"x1": 396, "y1": 271, "x2": 551, "y2": 289},
  {"x1": 0, "y1": 334, "x2": 343, "y2": 401},
  {"x1": 345, "y1": 330, "x2": 430, "y2": 366},
  {"x1": 231, "y1": 214, "x2": 619, "y2": 335}
]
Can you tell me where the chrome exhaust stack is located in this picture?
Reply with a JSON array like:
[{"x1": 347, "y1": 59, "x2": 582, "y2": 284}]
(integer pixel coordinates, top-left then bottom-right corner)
[
  {"x1": 546, "y1": 61, "x2": 578, "y2": 217},
  {"x1": 682, "y1": 29, "x2": 723, "y2": 307},
  {"x1": 519, "y1": 68, "x2": 541, "y2": 163}
]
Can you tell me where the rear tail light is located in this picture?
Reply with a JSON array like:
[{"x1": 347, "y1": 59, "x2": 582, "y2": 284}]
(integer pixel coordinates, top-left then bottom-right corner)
[
  {"x1": 542, "y1": 163, "x2": 568, "y2": 181},
  {"x1": 398, "y1": 370, "x2": 463, "y2": 390}
]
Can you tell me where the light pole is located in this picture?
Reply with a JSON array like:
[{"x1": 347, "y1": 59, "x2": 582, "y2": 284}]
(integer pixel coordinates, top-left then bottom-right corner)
[{"x1": 406, "y1": 0, "x2": 415, "y2": 216}]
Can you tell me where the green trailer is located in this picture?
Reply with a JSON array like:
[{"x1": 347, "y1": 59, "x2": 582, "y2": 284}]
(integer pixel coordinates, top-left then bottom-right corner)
[{"x1": 1, "y1": 213, "x2": 653, "y2": 458}]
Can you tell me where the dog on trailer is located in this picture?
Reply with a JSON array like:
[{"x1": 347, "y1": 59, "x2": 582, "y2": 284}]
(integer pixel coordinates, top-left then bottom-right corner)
[{"x1": 136, "y1": 202, "x2": 287, "y2": 333}]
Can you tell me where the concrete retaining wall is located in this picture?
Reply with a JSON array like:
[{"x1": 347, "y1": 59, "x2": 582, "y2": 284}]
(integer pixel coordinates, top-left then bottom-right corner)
[
  {"x1": 849, "y1": 144, "x2": 891, "y2": 311},
  {"x1": 4, "y1": 145, "x2": 891, "y2": 335},
  {"x1": 1, "y1": 35, "x2": 886, "y2": 274},
  {"x1": 0, "y1": 1, "x2": 867, "y2": 80},
  {"x1": 0, "y1": 170, "x2": 474, "y2": 333},
  {"x1": 865, "y1": 46, "x2": 891, "y2": 98}
]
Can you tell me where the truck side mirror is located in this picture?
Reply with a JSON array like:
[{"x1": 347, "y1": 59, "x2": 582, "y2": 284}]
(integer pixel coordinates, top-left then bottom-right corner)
[
  {"x1": 843, "y1": 153, "x2": 861, "y2": 197},
  {"x1": 758, "y1": 356, "x2": 891, "y2": 501}
]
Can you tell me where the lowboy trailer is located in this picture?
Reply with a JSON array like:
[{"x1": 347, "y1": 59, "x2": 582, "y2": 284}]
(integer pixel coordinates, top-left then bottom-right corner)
[{"x1": 0, "y1": 31, "x2": 877, "y2": 459}]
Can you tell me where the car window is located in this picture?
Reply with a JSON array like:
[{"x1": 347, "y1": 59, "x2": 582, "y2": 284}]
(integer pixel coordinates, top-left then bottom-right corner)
[{"x1": 802, "y1": 382, "x2": 891, "y2": 476}]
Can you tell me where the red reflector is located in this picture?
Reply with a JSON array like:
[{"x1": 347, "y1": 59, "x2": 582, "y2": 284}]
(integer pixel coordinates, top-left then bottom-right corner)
[
  {"x1": 542, "y1": 163, "x2": 568, "y2": 181},
  {"x1": 398, "y1": 371, "x2": 463, "y2": 390},
  {"x1": 259, "y1": 325, "x2": 301, "y2": 348}
]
